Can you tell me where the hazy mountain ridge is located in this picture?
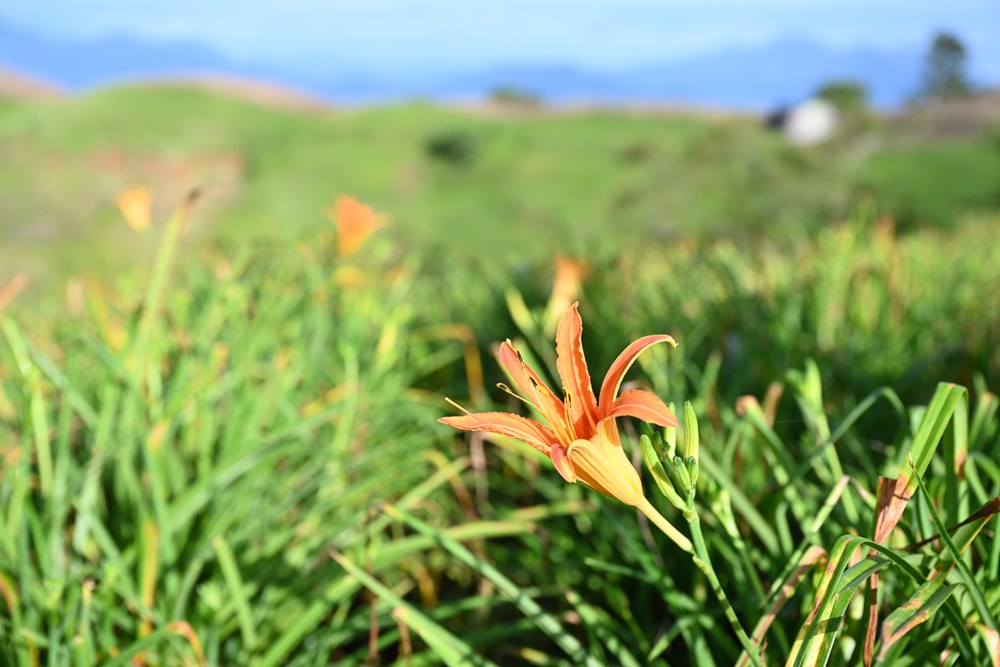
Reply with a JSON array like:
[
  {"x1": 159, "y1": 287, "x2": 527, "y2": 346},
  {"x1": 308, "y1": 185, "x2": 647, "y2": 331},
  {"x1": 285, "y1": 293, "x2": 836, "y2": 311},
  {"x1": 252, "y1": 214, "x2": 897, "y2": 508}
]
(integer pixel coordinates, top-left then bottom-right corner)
[{"x1": 0, "y1": 19, "x2": 949, "y2": 107}]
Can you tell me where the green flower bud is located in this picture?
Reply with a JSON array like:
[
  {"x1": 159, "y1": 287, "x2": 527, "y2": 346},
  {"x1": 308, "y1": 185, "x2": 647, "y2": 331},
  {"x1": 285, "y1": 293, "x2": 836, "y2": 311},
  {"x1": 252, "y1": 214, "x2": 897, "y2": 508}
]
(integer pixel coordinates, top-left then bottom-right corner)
[
  {"x1": 640, "y1": 435, "x2": 686, "y2": 510},
  {"x1": 682, "y1": 401, "x2": 699, "y2": 462},
  {"x1": 664, "y1": 402, "x2": 678, "y2": 460},
  {"x1": 673, "y1": 455, "x2": 692, "y2": 492},
  {"x1": 685, "y1": 455, "x2": 699, "y2": 486}
]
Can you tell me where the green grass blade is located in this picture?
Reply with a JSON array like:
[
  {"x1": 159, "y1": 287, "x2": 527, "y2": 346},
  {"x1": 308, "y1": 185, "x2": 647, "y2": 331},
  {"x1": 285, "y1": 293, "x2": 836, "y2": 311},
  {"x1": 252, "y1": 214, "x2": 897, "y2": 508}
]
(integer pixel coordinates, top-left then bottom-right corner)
[
  {"x1": 565, "y1": 589, "x2": 644, "y2": 667},
  {"x1": 131, "y1": 195, "x2": 197, "y2": 378},
  {"x1": 897, "y1": 383, "x2": 967, "y2": 498},
  {"x1": 384, "y1": 503, "x2": 602, "y2": 667},
  {"x1": 212, "y1": 536, "x2": 258, "y2": 650},
  {"x1": 330, "y1": 550, "x2": 499, "y2": 667},
  {"x1": 909, "y1": 461, "x2": 998, "y2": 632},
  {"x1": 699, "y1": 451, "x2": 780, "y2": 555},
  {"x1": 789, "y1": 534, "x2": 977, "y2": 667},
  {"x1": 737, "y1": 546, "x2": 826, "y2": 667},
  {"x1": 877, "y1": 581, "x2": 957, "y2": 663}
]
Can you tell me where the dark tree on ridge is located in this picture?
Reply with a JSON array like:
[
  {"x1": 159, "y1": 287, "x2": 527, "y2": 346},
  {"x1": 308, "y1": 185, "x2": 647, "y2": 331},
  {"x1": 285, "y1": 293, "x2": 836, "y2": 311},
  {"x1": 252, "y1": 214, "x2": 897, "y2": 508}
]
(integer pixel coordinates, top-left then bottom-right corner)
[{"x1": 921, "y1": 32, "x2": 972, "y2": 100}]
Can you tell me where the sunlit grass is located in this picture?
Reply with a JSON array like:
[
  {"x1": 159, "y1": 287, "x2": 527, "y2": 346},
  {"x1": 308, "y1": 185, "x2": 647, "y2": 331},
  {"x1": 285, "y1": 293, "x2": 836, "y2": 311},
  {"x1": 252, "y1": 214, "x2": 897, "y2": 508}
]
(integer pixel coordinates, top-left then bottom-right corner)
[{"x1": 0, "y1": 195, "x2": 998, "y2": 665}]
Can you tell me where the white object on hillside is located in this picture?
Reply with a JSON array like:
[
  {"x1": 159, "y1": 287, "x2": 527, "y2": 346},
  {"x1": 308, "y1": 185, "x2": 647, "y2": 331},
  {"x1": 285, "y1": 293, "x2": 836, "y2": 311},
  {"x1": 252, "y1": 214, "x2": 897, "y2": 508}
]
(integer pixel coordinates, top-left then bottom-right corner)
[{"x1": 783, "y1": 98, "x2": 839, "y2": 146}]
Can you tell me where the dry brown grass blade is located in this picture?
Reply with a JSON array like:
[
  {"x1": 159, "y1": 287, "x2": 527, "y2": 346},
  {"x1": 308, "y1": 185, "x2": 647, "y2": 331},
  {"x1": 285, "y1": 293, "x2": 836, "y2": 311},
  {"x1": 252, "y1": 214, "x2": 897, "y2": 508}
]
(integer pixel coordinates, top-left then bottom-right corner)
[
  {"x1": 164, "y1": 622, "x2": 207, "y2": 667},
  {"x1": 392, "y1": 608, "x2": 415, "y2": 666},
  {"x1": 864, "y1": 573, "x2": 880, "y2": 667},
  {"x1": 872, "y1": 475, "x2": 914, "y2": 545},
  {"x1": 864, "y1": 475, "x2": 911, "y2": 666},
  {"x1": 0, "y1": 570, "x2": 17, "y2": 615},
  {"x1": 762, "y1": 382, "x2": 785, "y2": 427},
  {"x1": 737, "y1": 545, "x2": 827, "y2": 667},
  {"x1": 976, "y1": 624, "x2": 1000, "y2": 667},
  {"x1": 422, "y1": 449, "x2": 497, "y2": 608},
  {"x1": 901, "y1": 495, "x2": 1000, "y2": 554}
]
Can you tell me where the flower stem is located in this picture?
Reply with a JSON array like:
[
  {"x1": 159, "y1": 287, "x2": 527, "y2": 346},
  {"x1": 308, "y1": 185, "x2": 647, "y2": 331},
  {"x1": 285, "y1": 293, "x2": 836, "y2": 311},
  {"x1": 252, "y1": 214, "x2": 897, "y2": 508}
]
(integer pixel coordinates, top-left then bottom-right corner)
[
  {"x1": 636, "y1": 497, "x2": 693, "y2": 553},
  {"x1": 687, "y1": 513, "x2": 764, "y2": 667}
]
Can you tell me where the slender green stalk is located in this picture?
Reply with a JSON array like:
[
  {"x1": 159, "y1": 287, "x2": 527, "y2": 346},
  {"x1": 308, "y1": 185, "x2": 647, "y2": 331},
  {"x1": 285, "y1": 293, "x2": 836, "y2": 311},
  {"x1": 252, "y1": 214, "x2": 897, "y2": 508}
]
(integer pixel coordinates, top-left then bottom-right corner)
[
  {"x1": 687, "y1": 513, "x2": 765, "y2": 667},
  {"x1": 132, "y1": 193, "x2": 197, "y2": 382},
  {"x1": 636, "y1": 496, "x2": 763, "y2": 666}
]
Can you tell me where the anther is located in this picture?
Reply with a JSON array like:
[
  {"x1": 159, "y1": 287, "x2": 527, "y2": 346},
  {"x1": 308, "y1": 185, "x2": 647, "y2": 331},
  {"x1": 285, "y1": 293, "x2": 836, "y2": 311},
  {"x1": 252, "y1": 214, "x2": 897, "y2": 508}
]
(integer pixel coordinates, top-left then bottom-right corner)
[
  {"x1": 530, "y1": 377, "x2": 555, "y2": 397},
  {"x1": 562, "y1": 387, "x2": 573, "y2": 408},
  {"x1": 497, "y1": 383, "x2": 533, "y2": 407}
]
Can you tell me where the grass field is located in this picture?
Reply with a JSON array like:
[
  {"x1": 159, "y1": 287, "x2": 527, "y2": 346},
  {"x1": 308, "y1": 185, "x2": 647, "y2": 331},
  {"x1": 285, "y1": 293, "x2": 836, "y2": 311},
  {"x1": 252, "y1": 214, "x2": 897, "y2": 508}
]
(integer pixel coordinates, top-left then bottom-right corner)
[
  {"x1": 1, "y1": 85, "x2": 999, "y2": 666},
  {"x1": 3, "y1": 85, "x2": 1000, "y2": 284}
]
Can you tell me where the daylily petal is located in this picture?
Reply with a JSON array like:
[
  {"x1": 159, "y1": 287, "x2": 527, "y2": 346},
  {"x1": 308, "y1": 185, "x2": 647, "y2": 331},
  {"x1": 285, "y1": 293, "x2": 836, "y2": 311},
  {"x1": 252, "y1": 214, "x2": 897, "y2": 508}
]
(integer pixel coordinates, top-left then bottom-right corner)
[
  {"x1": 498, "y1": 340, "x2": 567, "y2": 434},
  {"x1": 598, "y1": 413, "x2": 623, "y2": 447},
  {"x1": 565, "y1": 432, "x2": 644, "y2": 505},
  {"x1": 598, "y1": 334, "x2": 676, "y2": 413},
  {"x1": 498, "y1": 340, "x2": 538, "y2": 398},
  {"x1": 550, "y1": 444, "x2": 577, "y2": 482},
  {"x1": 555, "y1": 302, "x2": 601, "y2": 437},
  {"x1": 438, "y1": 412, "x2": 556, "y2": 454},
  {"x1": 605, "y1": 389, "x2": 678, "y2": 428}
]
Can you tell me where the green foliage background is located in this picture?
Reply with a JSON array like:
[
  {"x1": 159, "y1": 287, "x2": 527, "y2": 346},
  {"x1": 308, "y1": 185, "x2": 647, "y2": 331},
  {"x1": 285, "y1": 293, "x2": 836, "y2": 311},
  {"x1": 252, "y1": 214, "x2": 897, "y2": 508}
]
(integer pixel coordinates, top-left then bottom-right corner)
[
  {"x1": 1, "y1": 86, "x2": 999, "y2": 665},
  {"x1": 3, "y1": 86, "x2": 1000, "y2": 282}
]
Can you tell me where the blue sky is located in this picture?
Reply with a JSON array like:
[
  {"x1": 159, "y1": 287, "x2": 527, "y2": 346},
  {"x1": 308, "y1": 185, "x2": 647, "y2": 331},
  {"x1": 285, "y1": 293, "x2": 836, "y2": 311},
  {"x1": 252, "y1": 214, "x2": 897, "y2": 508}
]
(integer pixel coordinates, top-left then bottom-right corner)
[{"x1": 2, "y1": 0, "x2": 998, "y2": 77}]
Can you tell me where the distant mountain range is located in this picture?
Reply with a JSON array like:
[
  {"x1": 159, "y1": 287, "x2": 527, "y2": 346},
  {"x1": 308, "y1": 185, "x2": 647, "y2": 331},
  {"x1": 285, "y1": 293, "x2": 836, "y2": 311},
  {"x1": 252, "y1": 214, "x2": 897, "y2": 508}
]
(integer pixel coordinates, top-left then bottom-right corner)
[{"x1": 0, "y1": 18, "x2": 949, "y2": 108}]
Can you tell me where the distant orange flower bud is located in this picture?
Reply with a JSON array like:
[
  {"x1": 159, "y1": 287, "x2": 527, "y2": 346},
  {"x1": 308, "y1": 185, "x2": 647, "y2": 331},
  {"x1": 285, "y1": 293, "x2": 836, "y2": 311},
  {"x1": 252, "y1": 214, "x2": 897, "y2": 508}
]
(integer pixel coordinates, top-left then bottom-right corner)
[
  {"x1": 115, "y1": 186, "x2": 154, "y2": 232},
  {"x1": 326, "y1": 195, "x2": 387, "y2": 256},
  {"x1": 544, "y1": 254, "x2": 588, "y2": 334}
]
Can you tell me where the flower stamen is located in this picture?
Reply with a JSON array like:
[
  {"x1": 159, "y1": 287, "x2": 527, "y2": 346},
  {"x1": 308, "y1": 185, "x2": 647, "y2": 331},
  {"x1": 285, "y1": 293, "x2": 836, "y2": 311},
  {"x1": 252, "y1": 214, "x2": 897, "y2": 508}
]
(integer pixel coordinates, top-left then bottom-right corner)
[
  {"x1": 561, "y1": 387, "x2": 577, "y2": 440},
  {"x1": 496, "y1": 383, "x2": 534, "y2": 407},
  {"x1": 444, "y1": 397, "x2": 473, "y2": 415}
]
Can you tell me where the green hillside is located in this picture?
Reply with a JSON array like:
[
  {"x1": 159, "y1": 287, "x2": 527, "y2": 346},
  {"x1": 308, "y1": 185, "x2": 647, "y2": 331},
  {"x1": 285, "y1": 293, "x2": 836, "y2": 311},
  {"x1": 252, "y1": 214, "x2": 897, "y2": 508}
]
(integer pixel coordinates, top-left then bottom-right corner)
[{"x1": 3, "y1": 85, "x2": 999, "y2": 287}]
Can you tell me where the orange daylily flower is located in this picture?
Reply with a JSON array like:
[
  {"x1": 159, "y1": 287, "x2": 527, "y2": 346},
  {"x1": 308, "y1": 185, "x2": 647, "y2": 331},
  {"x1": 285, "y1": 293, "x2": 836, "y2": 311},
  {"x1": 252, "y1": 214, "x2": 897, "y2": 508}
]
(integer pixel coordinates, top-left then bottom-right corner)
[
  {"x1": 441, "y1": 303, "x2": 691, "y2": 550},
  {"x1": 326, "y1": 195, "x2": 387, "y2": 256},
  {"x1": 543, "y1": 254, "x2": 588, "y2": 335},
  {"x1": 115, "y1": 186, "x2": 153, "y2": 232}
]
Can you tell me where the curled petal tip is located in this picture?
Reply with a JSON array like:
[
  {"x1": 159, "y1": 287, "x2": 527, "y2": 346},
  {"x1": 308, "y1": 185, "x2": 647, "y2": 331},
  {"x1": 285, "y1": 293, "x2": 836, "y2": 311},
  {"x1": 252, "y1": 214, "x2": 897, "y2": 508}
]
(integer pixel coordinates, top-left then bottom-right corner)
[{"x1": 599, "y1": 334, "x2": 678, "y2": 412}]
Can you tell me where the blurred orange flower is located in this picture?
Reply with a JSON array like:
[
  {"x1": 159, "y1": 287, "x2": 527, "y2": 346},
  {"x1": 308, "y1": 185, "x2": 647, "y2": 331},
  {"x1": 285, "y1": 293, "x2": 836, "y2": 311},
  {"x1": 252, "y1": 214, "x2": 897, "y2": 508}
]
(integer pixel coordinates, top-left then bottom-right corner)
[
  {"x1": 0, "y1": 273, "x2": 29, "y2": 314},
  {"x1": 544, "y1": 254, "x2": 588, "y2": 334},
  {"x1": 115, "y1": 186, "x2": 154, "y2": 231},
  {"x1": 326, "y1": 195, "x2": 387, "y2": 256}
]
